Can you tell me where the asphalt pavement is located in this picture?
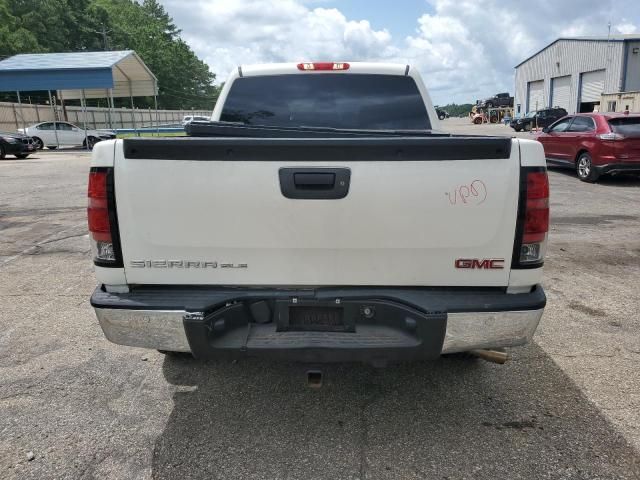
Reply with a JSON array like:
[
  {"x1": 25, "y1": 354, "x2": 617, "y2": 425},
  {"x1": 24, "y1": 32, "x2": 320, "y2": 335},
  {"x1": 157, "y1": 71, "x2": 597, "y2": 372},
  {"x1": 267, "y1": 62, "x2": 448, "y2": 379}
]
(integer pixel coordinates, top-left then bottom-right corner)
[{"x1": 1, "y1": 138, "x2": 639, "y2": 479}]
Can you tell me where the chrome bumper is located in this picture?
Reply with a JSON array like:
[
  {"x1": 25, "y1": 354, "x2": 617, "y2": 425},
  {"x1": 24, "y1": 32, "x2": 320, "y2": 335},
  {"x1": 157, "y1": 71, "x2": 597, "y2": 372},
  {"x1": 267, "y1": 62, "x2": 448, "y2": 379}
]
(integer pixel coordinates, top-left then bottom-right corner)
[
  {"x1": 94, "y1": 307, "x2": 543, "y2": 354},
  {"x1": 95, "y1": 308, "x2": 191, "y2": 352},
  {"x1": 440, "y1": 309, "x2": 543, "y2": 353}
]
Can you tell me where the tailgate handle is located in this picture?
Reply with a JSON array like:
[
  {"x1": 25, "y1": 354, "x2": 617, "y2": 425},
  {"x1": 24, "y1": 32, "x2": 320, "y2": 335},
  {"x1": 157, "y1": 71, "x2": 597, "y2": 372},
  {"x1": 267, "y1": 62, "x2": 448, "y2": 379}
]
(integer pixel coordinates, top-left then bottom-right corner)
[
  {"x1": 279, "y1": 167, "x2": 350, "y2": 200},
  {"x1": 294, "y1": 172, "x2": 335, "y2": 188}
]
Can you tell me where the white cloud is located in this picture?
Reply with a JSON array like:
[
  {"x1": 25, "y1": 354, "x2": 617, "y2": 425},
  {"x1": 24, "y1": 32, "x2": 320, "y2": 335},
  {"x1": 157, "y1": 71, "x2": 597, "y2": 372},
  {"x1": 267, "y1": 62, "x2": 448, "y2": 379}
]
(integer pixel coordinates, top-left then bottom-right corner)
[
  {"x1": 169, "y1": 0, "x2": 396, "y2": 83},
  {"x1": 161, "y1": 0, "x2": 640, "y2": 104},
  {"x1": 616, "y1": 21, "x2": 637, "y2": 34}
]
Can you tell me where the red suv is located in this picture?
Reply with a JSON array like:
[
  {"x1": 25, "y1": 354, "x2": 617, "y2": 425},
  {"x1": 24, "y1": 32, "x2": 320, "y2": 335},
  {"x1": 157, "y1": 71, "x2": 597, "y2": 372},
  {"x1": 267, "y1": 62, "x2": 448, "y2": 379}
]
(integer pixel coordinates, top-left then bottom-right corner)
[{"x1": 536, "y1": 113, "x2": 640, "y2": 182}]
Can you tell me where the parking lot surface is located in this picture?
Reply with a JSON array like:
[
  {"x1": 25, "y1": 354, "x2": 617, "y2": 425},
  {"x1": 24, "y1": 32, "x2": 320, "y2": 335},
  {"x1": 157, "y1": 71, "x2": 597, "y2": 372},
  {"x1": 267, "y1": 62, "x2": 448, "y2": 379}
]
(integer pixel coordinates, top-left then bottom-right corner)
[{"x1": 1, "y1": 141, "x2": 640, "y2": 479}]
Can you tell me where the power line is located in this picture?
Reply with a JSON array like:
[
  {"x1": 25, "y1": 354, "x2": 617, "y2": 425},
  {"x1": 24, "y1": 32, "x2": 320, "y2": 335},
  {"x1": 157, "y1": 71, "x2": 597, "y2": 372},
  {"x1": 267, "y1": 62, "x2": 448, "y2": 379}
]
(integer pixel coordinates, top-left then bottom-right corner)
[
  {"x1": 160, "y1": 86, "x2": 219, "y2": 99},
  {"x1": 91, "y1": 24, "x2": 112, "y2": 51}
]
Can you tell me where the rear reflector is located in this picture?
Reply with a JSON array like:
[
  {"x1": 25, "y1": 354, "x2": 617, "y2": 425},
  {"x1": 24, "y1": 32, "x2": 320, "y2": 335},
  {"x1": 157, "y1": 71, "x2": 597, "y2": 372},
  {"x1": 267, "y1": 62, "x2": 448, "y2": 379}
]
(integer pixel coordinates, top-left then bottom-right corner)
[
  {"x1": 523, "y1": 171, "x2": 549, "y2": 244},
  {"x1": 297, "y1": 62, "x2": 350, "y2": 71},
  {"x1": 523, "y1": 205, "x2": 549, "y2": 243},
  {"x1": 514, "y1": 168, "x2": 549, "y2": 267},
  {"x1": 88, "y1": 168, "x2": 120, "y2": 265}
]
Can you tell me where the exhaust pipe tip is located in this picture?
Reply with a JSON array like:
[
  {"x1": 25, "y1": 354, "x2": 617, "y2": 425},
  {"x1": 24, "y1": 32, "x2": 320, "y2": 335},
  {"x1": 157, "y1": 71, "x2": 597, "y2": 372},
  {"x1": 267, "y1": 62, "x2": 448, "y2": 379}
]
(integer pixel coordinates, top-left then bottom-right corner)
[
  {"x1": 469, "y1": 349, "x2": 510, "y2": 364},
  {"x1": 306, "y1": 369, "x2": 323, "y2": 389}
]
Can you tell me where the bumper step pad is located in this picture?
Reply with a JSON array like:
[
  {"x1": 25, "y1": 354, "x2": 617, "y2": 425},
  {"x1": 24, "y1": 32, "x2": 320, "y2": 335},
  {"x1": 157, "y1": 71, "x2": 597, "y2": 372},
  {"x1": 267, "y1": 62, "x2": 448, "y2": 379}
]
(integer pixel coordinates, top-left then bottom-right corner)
[{"x1": 183, "y1": 299, "x2": 446, "y2": 363}]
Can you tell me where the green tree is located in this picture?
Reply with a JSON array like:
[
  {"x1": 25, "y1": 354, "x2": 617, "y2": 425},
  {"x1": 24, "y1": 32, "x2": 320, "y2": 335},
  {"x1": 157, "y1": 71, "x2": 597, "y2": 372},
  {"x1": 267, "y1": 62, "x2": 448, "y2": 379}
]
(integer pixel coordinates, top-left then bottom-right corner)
[
  {"x1": 0, "y1": 0, "x2": 218, "y2": 109},
  {"x1": 6, "y1": 0, "x2": 103, "y2": 52},
  {"x1": 91, "y1": 0, "x2": 218, "y2": 109},
  {"x1": 0, "y1": 2, "x2": 40, "y2": 58},
  {"x1": 438, "y1": 103, "x2": 475, "y2": 117}
]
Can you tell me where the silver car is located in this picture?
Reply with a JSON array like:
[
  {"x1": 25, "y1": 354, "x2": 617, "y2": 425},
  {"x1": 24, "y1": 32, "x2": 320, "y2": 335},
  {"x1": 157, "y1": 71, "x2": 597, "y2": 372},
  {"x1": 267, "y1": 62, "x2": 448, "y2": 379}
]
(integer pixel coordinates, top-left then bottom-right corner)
[{"x1": 19, "y1": 122, "x2": 116, "y2": 150}]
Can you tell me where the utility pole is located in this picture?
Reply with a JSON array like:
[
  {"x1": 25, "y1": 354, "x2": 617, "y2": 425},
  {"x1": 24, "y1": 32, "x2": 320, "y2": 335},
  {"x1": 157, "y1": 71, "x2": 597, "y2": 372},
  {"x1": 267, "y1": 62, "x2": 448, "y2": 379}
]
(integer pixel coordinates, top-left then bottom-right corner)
[
  {"x1": 93, "y1": 24, "x2": 112, "y2": 51},
  {"x1": 607, "y1": 20, "x2": 617, "y2": 95},
  {"x1": 606, "y1": 20, "x2": 612, "y2": 66}
]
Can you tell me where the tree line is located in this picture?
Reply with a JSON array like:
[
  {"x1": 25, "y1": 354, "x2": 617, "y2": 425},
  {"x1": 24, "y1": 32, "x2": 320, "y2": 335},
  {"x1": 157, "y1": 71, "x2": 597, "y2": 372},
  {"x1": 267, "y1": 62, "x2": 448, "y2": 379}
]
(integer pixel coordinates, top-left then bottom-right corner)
[
  {"x1": 0, "y1": 0, "x2": 219, "y2": 110},
  {"x1": 438, "y1": 103, "x2": 474, "y2": 117}
]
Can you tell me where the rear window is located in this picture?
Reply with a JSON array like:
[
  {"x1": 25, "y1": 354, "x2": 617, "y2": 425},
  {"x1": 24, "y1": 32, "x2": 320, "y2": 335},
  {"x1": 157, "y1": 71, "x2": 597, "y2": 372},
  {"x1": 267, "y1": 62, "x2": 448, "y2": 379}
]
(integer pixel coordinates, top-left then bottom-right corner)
[
  {"x1": 608, "y1": 117, "x2": 640, "y2": 137},
  {"x1": 220, "y1": 74, "x2": 431, "y2": 130}
]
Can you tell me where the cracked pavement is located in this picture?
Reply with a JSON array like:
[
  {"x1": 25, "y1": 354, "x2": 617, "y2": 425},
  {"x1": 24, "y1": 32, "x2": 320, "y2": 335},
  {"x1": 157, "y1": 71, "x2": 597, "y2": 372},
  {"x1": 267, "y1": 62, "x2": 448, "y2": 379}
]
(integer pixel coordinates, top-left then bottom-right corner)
[{"x1": 1, "y1": 141, "x2": 639, "y2": 479}]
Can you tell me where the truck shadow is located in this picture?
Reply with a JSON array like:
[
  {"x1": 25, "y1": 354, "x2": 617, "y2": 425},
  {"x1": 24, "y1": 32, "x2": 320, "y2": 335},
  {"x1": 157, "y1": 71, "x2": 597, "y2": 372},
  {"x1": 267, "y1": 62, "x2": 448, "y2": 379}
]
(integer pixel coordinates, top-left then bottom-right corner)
[{"x1": 151, "y1": 344, "x2": 640, "y2": 480}]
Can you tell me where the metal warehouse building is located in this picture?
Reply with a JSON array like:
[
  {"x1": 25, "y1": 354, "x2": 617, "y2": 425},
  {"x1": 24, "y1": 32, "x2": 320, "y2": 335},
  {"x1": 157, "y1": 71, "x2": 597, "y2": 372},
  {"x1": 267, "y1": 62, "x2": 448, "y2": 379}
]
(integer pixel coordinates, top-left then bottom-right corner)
[{"x1": 514, "y1": 35, "x2": 640, "y2": 116}]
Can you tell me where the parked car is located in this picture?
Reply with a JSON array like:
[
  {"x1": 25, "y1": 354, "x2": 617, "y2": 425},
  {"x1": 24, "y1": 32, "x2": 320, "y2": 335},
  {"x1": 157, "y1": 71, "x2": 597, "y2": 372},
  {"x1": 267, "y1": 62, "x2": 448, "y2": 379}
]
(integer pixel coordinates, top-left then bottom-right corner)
[
  {"x1": 510, "y1": 107, "x2": 567, "y2": 132},
  {"x1": 478, "y1": 92, "x2": 514, "y2": 108},
  {"x1": 18, "y1": 122, "x2": 116, "y2": 150},
  {"x1": 435, "y1": 108, "x2": 449, "y2": 120},
  {"x1": 537, "y1": 113, "x2": 640, "y2": 182},
  {"x1": 0, "y1": 131, "x2": 36, "y2": 159},
  {"x1": 181, "y1": 115, "x2": 210, "y2": 126},
  {"x1": 88, "y1": 61, "x2": 548, "y2": 368}
]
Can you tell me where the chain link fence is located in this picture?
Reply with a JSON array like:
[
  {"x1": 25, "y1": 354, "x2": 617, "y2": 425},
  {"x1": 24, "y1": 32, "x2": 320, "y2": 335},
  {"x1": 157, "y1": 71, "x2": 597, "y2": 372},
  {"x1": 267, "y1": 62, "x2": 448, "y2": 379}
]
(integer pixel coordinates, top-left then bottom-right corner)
[{"x1": 0, "y1": 101, "x2": 211, "y2": 132}]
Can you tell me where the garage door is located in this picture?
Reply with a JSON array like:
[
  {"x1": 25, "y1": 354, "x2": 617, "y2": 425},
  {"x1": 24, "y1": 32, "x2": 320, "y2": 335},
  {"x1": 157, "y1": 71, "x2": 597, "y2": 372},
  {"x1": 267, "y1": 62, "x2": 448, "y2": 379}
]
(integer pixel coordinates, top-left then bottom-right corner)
[
  {"x1": 527, "y1": 80, "x2": 545, "y2": 112},
  {"x1": 551, "y1": 75, "x2": 572, "y2": 112},
  {"x1": 580, "y1": 70, "x2": 605, "y2": 102}
]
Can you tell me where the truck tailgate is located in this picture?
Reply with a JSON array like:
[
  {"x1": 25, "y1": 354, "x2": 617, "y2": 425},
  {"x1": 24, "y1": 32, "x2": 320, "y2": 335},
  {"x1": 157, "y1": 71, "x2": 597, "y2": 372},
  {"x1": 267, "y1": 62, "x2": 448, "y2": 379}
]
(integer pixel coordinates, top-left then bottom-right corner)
[{"x1": 115, "y1": 137, "x2": 519, "y2": 287}]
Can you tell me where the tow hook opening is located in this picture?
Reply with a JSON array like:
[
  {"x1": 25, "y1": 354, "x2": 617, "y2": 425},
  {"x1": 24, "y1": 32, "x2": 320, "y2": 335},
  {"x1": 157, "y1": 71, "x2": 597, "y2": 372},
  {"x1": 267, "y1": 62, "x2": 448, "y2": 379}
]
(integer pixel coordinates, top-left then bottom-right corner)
[{"x1": 306, "y1": 369, "x2": 323, "y2": 389}]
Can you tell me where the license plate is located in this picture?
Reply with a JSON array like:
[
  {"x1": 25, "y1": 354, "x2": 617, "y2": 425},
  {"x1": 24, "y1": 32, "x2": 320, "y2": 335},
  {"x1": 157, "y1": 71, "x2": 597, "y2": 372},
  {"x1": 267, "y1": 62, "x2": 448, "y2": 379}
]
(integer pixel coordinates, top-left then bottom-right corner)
[{"x1": 288, "y1": 306, "x2": 344, "y2": 331}]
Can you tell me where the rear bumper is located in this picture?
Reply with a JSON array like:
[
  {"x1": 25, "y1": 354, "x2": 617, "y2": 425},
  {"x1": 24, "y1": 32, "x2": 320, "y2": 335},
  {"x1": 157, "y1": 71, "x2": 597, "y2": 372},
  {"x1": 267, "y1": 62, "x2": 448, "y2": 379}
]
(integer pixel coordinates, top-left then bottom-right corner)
[
  {"x1": 595, "y1": 162, "x2": 640, "y2": 175},
  {"x1": 91, "y1": 285, "x2": 545, "y2": 362},
  {"x1": 3, "y1": 142, "x2": 31, "y2": 155}
]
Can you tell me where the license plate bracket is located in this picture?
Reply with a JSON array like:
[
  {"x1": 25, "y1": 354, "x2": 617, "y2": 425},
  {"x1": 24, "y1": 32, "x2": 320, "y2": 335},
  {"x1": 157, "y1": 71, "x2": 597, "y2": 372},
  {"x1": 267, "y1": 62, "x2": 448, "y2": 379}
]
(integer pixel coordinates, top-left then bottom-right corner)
[{"x1": 276, "y1": 301, "x2": 354, "y2": 332}]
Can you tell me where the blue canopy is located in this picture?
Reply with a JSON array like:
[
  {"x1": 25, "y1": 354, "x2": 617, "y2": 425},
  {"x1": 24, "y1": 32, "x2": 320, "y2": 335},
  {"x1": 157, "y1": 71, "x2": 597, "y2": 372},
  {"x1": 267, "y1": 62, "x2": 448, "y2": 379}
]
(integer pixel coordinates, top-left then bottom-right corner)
[{"x1": 0, "y1": 50, "x2": 157, "y2": 97}]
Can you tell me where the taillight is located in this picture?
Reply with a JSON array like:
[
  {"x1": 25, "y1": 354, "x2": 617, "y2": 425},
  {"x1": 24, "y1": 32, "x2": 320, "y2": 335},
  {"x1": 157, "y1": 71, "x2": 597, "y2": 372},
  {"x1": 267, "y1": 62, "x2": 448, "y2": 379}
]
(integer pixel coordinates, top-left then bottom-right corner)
[
  {"x1": 513, "y1": 168, "x2": 549, "y2": 267},
  {"x1": 297, "y1": 62, "x2": 350, "y2": 71},
  {"x1": 596, "y1": 132, "x2": 625, "y2": 141},
  {"x1": 88, "y1": 167, "x2": 121, "y2": 266}
]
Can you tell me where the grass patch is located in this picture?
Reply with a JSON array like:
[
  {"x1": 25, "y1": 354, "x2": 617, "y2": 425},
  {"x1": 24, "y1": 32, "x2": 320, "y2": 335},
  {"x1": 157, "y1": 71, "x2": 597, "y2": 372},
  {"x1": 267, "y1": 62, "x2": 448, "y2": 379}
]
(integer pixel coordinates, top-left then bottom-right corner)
[{"x1": 116, "y1": 131, "x2": 187, "y2": 138}]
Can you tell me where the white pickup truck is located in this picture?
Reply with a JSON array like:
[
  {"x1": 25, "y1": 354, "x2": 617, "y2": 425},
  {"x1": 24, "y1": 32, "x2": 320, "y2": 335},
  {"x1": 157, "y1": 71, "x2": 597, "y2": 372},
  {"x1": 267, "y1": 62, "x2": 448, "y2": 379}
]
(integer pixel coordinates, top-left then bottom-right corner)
[{"x1": 88, "y1": 62, "x2": 548, "y2": 365}]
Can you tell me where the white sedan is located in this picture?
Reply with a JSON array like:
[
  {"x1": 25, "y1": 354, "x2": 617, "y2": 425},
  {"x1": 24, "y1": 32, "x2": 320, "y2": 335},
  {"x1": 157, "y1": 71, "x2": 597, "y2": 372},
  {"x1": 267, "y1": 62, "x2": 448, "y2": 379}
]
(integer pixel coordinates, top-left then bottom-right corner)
[
  {"x1": 19, "y1": 122, "x2": 116, "y2": 150},
  {"x1": 181, "y1": 115, "x2": 210, "y2": 126}
]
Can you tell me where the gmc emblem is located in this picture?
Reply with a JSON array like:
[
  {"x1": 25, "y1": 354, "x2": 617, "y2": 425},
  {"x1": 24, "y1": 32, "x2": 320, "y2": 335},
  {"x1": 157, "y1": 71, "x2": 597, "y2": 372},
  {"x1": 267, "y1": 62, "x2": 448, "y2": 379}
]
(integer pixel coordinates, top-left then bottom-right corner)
[{"x1": 455, "y1": 258, "x2": 505, "y2": 269}]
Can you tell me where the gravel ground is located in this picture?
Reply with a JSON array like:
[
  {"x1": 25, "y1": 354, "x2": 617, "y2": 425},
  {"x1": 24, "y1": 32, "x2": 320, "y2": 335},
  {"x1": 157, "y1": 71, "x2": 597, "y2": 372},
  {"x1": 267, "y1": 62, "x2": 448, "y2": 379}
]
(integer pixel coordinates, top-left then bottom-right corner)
[{"x1": 1, "y1": 140, "x2": 639, "y2": 479}]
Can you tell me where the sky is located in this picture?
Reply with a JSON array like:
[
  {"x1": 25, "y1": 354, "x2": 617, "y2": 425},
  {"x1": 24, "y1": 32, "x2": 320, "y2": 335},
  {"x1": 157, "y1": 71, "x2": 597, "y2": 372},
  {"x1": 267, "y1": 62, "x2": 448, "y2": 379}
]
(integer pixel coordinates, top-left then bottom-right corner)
[{"x1": 159, "y1": 0, "x2": 640, "y2": 105}]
